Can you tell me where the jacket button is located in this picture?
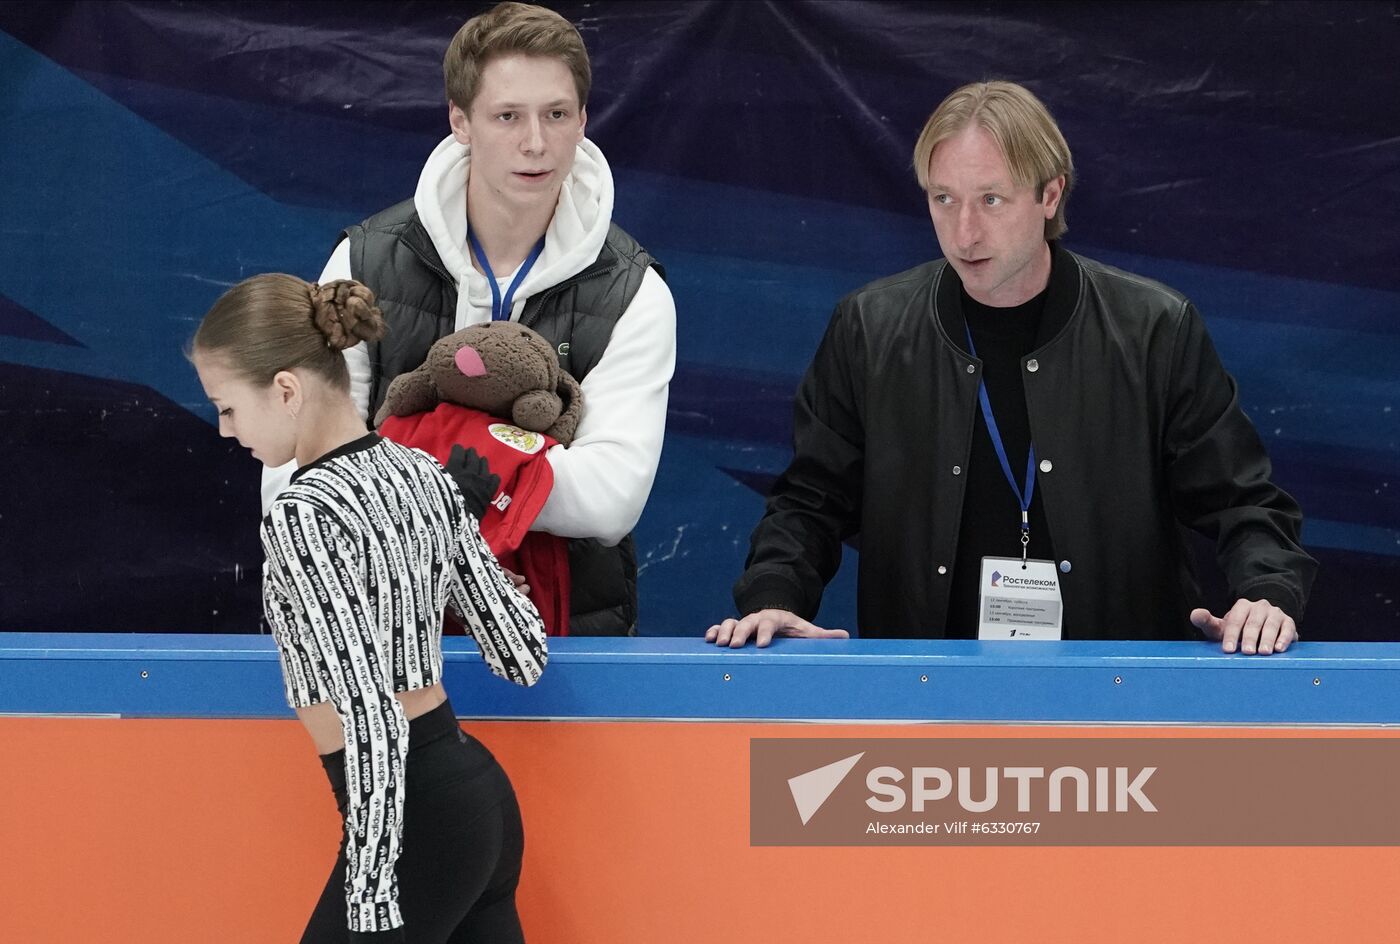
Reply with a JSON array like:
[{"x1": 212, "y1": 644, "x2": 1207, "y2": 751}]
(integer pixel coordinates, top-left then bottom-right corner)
[
  {"x1": 1039, "y1": 459, "x2": 1053, "y2": 473},
  {"x1": 966, "y1": 363, "x2": 976, "y2": 374},
  {"x1": 1026, "y1": 359, "x2": 1039, "y2": 372},
  {"x1": 1059, "y1": 560, "x2": 1072, "y2": 573},
  {"x1": 952, "y1": 465, "x2": 961, "y2": 475},
  {"x1": 937, "y1": 565, "x2": 948, "y2": 575}
]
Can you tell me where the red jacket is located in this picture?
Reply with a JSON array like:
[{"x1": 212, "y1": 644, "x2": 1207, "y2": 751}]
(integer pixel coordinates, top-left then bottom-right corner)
[{"x1": 379, "y1": 403, "x2": 570, "y2": 635}]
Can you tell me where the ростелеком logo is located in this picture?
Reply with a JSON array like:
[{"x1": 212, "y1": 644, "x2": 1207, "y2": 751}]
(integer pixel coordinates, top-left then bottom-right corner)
[{"x1": 990, "y1": 570, "x2": 1002, "y2": 587}]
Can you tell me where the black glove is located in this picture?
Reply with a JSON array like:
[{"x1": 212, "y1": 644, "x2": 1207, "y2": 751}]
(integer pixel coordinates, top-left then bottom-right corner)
[{"x1": 444, "y1": 445, "x2": 500, "y2": 519}]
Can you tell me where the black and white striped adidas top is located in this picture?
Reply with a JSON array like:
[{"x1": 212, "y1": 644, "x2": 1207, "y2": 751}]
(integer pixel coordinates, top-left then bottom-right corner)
[{"x1": 260, "y1": 433, "x2": 546, "y2": 935}]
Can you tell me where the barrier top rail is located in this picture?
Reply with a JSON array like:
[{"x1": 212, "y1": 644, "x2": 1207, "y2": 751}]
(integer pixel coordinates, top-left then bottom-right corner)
[{"x1": 4, "y1": 634, "x2": 1399, "y2": 725}]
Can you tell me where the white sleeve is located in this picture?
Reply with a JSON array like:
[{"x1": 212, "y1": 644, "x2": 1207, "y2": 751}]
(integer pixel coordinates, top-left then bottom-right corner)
[
  {"x1": 258, "y1": 240, "x2": 371, "y2": 515},
  {"x1": 319, "y1": 237, "x2": 353, "y2": 282},
  {"x1": 319, "y1": 240, "x2": 373, "y2": 423},
  {"x1": 261, "y1": 462, "x2": 296, "y2": 516},
  {"x1": 531, "y1": 267, "x2": 676, "y2": 545}
]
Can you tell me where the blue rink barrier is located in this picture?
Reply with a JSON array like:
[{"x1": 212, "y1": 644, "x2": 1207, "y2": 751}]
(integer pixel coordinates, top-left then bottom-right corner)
[{"x1": 3, "y1": 634, "x2": 1399, "y2": 725}]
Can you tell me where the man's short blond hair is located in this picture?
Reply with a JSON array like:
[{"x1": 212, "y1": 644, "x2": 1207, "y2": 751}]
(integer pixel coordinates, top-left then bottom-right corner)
[
  {"x1": 443, "y1": 2, "x2": 591, "y2": 113},
  {"x1": 913, "y1": 81, "x2": 1074, "y2": 240}
]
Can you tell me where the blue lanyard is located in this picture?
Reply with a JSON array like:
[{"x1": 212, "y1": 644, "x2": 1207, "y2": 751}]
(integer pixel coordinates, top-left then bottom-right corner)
[
  {"x1": 467, "y1": 227, "x2": 546, "y2": 321},
  {"x1": 965, "y1": 323, "x2": 1037, "y2": 564}
]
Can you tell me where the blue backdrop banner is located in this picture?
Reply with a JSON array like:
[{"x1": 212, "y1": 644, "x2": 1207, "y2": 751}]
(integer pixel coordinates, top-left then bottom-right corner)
[{"x1": 2, "y1": 1, "x2": 1397, "y2": 638}]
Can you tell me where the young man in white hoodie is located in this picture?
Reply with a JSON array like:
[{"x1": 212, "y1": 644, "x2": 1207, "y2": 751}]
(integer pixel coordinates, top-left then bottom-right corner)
[{"x1": 263, "y1": 2, "x2": 677, "y2": 635}]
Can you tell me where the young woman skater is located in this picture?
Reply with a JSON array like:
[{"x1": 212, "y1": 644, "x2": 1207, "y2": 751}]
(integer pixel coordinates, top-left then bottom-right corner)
[{"x1": 192, "y1": 274, "x2": 548, "y2": 943}]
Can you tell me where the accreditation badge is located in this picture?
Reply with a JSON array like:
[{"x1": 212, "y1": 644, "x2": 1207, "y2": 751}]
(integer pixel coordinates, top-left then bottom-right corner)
[{"x1": 976, "y1": 557, "x2": 1064, "y2": 640}]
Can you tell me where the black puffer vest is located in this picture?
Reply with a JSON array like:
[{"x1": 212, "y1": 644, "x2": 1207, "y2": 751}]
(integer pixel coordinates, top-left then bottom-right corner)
[{"x1": 342, "y1": 200, "x2": 664, "y2": 636}]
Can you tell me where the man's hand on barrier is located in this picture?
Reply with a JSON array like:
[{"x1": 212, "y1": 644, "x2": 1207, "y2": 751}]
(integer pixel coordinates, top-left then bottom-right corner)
[
  {"x1": 705, "y1": 608, "x2": 850, "y2": 649},
  {"x1": 1190, "y1": 598, "x2": 1297, "y2": 655}
]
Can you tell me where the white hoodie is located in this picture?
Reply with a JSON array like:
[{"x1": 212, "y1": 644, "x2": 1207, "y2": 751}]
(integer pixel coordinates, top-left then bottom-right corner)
[{"x1": 262, "y1": 136, "x2": 676, "y2": 545}]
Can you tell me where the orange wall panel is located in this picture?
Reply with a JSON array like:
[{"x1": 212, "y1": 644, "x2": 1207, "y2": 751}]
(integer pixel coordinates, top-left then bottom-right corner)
[{"x1": 4, "y1": 718, "x2": 1399, "y2": 943}]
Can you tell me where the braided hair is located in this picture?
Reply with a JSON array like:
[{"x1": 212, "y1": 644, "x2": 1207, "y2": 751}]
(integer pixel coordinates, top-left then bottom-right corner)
[{"x1": 192, "y1": 274, "x2": 387, "y2": 390}]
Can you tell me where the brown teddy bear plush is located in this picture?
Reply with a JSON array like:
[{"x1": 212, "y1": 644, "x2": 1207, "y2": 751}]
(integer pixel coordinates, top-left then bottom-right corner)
[
  {"x1": 374, "y1": 322, "x2": 582, "y2": 636},
  {"x1": 374, "y1": 322, "x2": 582, "y2": 444}
]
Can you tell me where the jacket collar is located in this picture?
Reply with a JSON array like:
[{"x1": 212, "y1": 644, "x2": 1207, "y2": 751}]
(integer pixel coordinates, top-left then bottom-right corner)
[
  {"x1": 935, "y1": 241, "x2": 1082, "y2": 355},
  {"x1": 412, "y1": 135, "x2": 616, "y2": 313},
  {"x1": 290, "y1": 433, "x2": 382, "y2": 484},
  {"x1": 400, "y1": 216, "x2": 453, "y2": 284}
]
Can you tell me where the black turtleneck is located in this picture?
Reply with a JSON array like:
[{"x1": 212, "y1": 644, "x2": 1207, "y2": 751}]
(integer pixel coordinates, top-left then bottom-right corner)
[{"x1": 945, "y1": 273, "x2": 1058, "y2": 638}]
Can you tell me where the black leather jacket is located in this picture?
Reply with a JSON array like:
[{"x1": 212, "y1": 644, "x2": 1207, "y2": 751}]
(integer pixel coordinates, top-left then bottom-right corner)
[{"x1": 735, "y1": 244, "x2": 1316, "y2": 639}]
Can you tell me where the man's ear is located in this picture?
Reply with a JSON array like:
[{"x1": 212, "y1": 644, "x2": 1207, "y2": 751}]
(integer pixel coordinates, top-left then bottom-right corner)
[
  {"x1": 577, "y1": 105, "x2": 587, "y2": 144},
  {"x1": 449, "y1": 102, "x2": 471, "y2": 147},
  {"x1": 1041, "y1": 174, "x2": 1066, "y2": 218}
]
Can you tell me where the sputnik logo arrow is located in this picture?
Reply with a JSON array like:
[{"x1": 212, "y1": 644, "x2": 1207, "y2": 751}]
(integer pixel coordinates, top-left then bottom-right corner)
[{"x1": 787, "y1": 752, "x2": 865, "y2": 825}]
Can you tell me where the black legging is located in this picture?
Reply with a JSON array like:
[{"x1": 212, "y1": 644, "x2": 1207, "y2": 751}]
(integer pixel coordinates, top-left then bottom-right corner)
[{"x1": 301, "y1": 700, "x2": 526, "y2": 944}]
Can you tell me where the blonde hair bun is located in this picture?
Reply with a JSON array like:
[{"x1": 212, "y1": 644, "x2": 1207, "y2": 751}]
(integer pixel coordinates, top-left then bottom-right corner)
[{"x1": 310, "y1": 280, "x2": 388, "y2": 351}]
